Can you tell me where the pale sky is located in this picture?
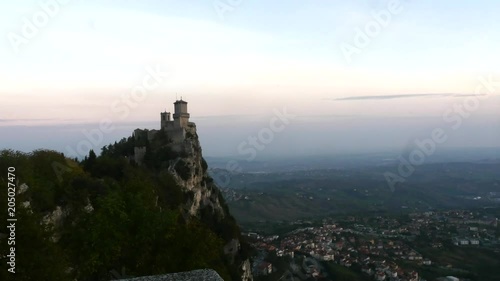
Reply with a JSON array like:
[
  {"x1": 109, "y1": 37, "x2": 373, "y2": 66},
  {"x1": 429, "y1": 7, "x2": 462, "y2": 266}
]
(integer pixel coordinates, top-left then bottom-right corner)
[{"x1": 1, "y1": 0, "x2": 499, "y2": 158}]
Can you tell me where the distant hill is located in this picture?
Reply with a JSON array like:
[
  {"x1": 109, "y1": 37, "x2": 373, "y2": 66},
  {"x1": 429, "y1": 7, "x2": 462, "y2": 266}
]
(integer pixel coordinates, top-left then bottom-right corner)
[
  {"x1": 213, "y1": 162, "x2": 500, "y2": 223},
  {"x1": 205, "y1": 147, "x2": 500, "y2": 173}
]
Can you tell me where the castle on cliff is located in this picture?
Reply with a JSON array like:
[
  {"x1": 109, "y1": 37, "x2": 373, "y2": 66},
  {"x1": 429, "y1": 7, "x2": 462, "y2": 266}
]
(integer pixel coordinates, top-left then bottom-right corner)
[{"x1": 133, "y1": 99, "x2": 195, "y2": 163}]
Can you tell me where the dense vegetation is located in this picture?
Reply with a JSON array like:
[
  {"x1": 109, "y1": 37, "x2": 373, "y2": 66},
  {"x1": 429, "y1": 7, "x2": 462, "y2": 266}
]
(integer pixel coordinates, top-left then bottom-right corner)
[{"x1": 0, "y1": 144, "x2": 246, "y2": 280}]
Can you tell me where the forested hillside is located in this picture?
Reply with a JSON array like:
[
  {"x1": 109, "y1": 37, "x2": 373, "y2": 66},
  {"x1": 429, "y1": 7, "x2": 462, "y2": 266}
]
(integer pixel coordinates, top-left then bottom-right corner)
[{"x1": 0, "y1": 133, "x2": 251, "y2": 280}]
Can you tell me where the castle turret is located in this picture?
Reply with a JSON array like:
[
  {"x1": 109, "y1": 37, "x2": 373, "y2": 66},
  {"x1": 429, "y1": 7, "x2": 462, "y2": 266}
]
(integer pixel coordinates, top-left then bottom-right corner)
[
  {"x1": 173, "y1": 99, "x2": 190, "y2": 128},
  {"x1": 161, "y1": 111, "x2": 171, "y2": 129}
]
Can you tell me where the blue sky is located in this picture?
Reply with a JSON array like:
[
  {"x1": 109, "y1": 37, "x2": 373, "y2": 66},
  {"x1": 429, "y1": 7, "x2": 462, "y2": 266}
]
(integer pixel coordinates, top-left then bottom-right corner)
[{"x1": 1, "y1": 0, "x2": 499, "y2": 157}]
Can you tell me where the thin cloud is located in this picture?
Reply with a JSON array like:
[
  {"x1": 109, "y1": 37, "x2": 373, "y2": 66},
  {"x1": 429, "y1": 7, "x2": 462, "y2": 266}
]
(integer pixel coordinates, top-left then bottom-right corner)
[
  {"x1": 0, "y1": 118, "x2": 59, "y2": 123},
  {"x1": 330, "y1": 93, "x2": 487, "y2": 101}
]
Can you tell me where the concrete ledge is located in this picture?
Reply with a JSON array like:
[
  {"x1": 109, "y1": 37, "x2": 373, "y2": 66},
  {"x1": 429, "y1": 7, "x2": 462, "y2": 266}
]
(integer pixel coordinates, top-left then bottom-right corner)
[{"x1": 118, "y1": 269, "x2": 224, "y2": 281}]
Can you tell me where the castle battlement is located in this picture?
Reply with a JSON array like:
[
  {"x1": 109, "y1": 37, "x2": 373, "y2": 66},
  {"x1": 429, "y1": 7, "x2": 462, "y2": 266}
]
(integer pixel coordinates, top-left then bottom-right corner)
[
  {"x1": 133, "y1": 99, "x2": 193, "y2": 164},
  {"x1": 161, "y1": 99, "x2": 190, "y2": 130},
  {"x1": 134, "y1": 99, "x2": 191, "y2": 140}
]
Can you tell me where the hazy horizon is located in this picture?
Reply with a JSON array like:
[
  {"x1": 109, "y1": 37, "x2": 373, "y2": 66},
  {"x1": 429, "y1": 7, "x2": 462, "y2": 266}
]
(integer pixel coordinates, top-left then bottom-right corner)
[
  {"x1": 1, "y1": 0, "x2": 499, "y2": 159},
  {"x1": 1, "y1": 113, "x2": 499, "y2": 160}
]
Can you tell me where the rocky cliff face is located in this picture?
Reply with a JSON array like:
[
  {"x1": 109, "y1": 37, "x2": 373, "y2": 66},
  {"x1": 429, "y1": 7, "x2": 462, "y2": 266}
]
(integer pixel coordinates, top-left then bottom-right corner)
[
  {"x1": 143, "y1": 124, "x2": 253, "y2": 281},
  {"x1": 166, "y1": 124, "x2": 225, "y2": 217}
]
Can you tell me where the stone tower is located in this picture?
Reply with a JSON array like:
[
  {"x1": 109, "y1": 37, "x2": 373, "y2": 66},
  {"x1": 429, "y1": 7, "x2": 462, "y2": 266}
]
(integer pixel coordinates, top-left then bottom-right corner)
[
  {"x1": 173, "y1": 99, "x2": 190, "y2": 128},
  {"x1": 160, "y1": 111, "x2": 171, "y2": 129}
]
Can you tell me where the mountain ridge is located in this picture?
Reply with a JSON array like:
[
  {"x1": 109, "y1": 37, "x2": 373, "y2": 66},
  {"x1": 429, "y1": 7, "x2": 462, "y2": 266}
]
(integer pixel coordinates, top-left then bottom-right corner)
[{"x1": 0, "y1": 122, "x2": 253, "y2": 280}]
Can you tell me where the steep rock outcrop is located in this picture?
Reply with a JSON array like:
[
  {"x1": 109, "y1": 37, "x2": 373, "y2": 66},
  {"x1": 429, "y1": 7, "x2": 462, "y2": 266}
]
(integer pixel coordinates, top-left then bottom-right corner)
[
  {"x1": 166, "y1": 124, "x2": 225, "y2": 218},
  {"x1": 139, "y1": 124, "x2": 253, "y2": 281}
]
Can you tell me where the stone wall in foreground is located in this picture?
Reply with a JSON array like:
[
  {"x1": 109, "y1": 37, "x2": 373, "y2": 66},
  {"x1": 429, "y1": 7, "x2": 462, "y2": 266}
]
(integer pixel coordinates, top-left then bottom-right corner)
[{"x1": 118, "y1": 269, "x2": 224, "y2": 281}]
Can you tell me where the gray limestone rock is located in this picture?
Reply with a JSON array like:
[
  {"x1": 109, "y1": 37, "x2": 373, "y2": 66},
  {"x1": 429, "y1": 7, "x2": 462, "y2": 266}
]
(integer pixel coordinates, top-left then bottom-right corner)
[{"x1": 118, "y1": 269, "x2": 224, "y2": 281}]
